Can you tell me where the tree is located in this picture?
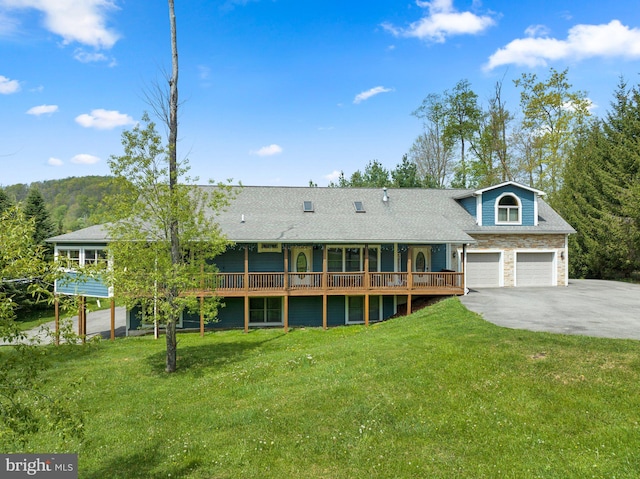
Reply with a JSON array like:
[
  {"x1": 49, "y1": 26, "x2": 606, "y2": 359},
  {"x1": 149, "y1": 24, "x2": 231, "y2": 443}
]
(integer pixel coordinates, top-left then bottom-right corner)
[
  {"x1": 411, "y1": 93, "x2": 453, "y2": 188},
  {"x1": 106, "y1": 116, "x2": 230, "y2": 373},
  {"x1": 469, "y1": 79, "x2": 515, "y2": 187},
  {"x1": 0, "y1": 206, "x2": 82, "y2": 447},
  {"x1": 514, "y1": 68, "x2": 591, "y2": 195},
  {"x1": 0, "y1": 187, "x2": 12, "y2": 213},
  {"x1": 23, "y1": 186, "x2": 55, "y2": 250},
  {"x1": 391, "y1": 155, "x2": 431, "y2": 187},
  {"x1": 442, "y1": 79, "x2": 482, "y2": 188},
  {"x1": 557, "y1": 79, "x2": 640, "y2": 279}
]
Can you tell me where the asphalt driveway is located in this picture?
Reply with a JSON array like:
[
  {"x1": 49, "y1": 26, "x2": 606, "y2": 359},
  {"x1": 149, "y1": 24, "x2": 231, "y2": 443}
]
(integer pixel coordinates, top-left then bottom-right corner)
[{"x1": 459, "y1": 279, "x2": 640, "y2": 340}]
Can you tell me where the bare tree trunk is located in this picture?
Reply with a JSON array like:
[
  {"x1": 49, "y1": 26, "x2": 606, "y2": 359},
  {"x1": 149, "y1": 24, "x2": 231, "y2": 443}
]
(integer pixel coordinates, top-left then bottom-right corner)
[{"x1": 167, "y1": 0, "x2": 179, "y2": 373}]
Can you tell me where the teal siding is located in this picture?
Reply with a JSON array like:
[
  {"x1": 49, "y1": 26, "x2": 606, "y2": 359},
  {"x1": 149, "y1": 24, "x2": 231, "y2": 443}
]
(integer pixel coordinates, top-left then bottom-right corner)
[
  {"x1": 215, "y1": 298, "x2": 246, "y2": 328},
  {"x1": 482, "y1": 185, "x2": 536, "y2": 226},
  {"x1": 289, "y1": 296, "x2": 323, "y2": 327},
  {"x1": 57, "y1": 272, "x2": 109, "y2": 298},
  {"x1": 327, "y1": 296, "x2": 346, "y2": 326},
  {"x1": 381, "y1": 247, "x2": 395, "y2": 271},
  {"x1": 431, "y1": 245, "x2": 448, "y2": 272},
  {"x1": 383, "y1": 297, "x2": 395, "y2": 319},
  {"x1": 459, "y1": 196, "x2": 477, "y2": 217}
]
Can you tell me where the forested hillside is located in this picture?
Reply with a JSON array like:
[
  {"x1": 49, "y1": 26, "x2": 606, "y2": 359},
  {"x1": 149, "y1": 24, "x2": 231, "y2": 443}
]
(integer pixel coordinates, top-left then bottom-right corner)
[{"x1": 2, "y1": 176, "x2": 124, "y2": 233}]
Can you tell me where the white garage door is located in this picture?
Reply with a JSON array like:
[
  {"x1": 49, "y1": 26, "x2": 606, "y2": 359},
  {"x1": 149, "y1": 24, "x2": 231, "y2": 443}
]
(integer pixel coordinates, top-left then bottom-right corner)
[
  {"x1": 466, "y1": 252, "x2": 501, "y2": 288},
  {"x1": 516, "y1": 252, "x2": 554, "y2": 287}
]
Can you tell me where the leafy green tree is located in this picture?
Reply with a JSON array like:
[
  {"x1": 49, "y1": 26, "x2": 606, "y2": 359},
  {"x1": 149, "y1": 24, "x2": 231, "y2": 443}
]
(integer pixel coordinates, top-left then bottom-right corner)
[
  {"x1": 106, "y1": 115, "x2": 230, "y2": 372},
  {"x1": 410, "y1": 93, "x2": 453, "y2": 187},
  {"x1": 469, "y1": 80, "x2": 515, "y2": 187},
  {"x1": 0, "y1": 206, "x2": 82, "y2": 447},
  {"x1": 514, "y1": 68, "x2": 591, "y2": 195},
  {"x1": 443, "y1": 79, "x2": 482, "y2": 188},
  {"x1": 391, "y1": 155, "x2": 431, "y2": 187}
]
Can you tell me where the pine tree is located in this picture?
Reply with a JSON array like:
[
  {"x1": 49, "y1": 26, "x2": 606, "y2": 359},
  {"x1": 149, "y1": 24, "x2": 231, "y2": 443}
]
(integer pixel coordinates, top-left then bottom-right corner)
[
  {"x1": 0, "y1": 188, "x2": 12, "y2": 213},
  {"x1": 23, "y1": 186, "x2": 55, "y2": 248}
]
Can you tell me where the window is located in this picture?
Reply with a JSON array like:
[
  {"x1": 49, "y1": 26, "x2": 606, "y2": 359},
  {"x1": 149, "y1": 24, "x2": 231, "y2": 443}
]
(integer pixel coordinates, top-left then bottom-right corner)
[
  {"x1": 296, "y1": 252, "x2": 308, "y2": 273},
  {"x1": 85, "y1": 249, "x2": 108, "y2": 266},
  {"x1": 327, "y1": 246, "x2": 380, "y2": 272},
  {"x1": 249, "y1": 297, "x2": 282, "y2": 324},
  {"x1": 353, "y1": 201, "x2": 365, "y2": 213},
  {"x1": 57, "y1": 249, "x2": 80, "y2": 268},
  {"x1": 303, "y1": 201, "x2": 314, "y2": 212},
  {"x1": 258, "y1": 243, "x2": 282, "y2": 253},
  {"x1": 346, "y1": 296, "x2": 382, "y2": 324},
  {"x1": 496, "y1": 194, "x2": 521, "y2": 224}
]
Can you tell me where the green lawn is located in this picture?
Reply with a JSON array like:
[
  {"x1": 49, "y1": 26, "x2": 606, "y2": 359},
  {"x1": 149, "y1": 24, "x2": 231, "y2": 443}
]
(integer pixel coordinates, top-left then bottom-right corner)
[{"x1": 8, "y1": 297, "x2": 640, "y2": 478}]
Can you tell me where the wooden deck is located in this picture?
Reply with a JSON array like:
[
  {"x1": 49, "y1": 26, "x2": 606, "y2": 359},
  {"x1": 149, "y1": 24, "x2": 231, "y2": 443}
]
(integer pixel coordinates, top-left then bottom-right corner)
[{"x1": 197, "y1": 271, "x2": 465, "y2": 297}]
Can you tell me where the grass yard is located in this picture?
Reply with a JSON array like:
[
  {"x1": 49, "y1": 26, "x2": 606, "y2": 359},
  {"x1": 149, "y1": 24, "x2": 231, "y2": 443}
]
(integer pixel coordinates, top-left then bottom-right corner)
[{"x1": 6, "y1": 297, "x2": 640, "y2": 478}]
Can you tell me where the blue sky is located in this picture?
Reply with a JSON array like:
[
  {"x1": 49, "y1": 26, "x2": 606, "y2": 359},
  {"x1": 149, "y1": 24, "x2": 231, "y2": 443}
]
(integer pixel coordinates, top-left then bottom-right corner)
[{"x1": 2, "y1": 0, "x2": 640, "y2": 187}]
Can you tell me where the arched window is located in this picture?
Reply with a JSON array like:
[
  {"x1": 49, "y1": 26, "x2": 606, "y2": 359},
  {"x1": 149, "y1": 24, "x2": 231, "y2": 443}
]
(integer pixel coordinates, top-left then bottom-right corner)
[
  {"x1": 415, "y1": 252, "x2": 427, "y2": 272},
  {"x1": 496, "y1": 194, "x2": 521, "y2": 224},
  {"x1": 296, "y1": 252, "x2": 308, "y2": 273}
]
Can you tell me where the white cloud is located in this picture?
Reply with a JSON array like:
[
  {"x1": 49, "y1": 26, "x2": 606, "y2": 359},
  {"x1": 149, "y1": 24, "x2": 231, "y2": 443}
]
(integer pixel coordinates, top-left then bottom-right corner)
[
  {"x1": 73, "y1": 48, "x2": 112, "y2": 64},
  {"x1": 26, "y1": 104, "x2": 58, "y2": 116},
  {"x1": 250, "y1": 144, "x2": 283, "y2": 157},
  {"x1": 324, "y1": 170, "x2": 341, "y2": 183},
  {"x1": 353, "y1": 86, "x2": 393, "y2": 104},
  {"x1": 485, "y1": 20, "x2": 640, "y2": 70},
  {"x1": 71, "y1": 154, "x2": 100, "y2": 165},
  {"x1": 0, "y1": 0, "x2": 120, "y2": 49},
  {"x1": 382, "y1": 0, "x2": 495, "y2": 43},
  {"x1": 47, "y1": 157, "x2": 63, "y2": 166},
  {"x1": 0, "y1": 74, "x2": 20, "y2": 94},
  {"x1": 75, "y1": 109, "x2": 135, "y2": 130}
]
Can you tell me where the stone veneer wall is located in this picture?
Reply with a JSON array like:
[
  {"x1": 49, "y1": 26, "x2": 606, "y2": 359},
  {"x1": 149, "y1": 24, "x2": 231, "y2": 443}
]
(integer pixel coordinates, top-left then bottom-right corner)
[{"x1": 468, "y1": 234, "x2": 568, "y2": 286}]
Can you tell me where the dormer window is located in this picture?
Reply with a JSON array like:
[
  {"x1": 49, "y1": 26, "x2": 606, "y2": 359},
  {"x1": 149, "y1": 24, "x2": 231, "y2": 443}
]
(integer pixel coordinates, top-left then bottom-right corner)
[{"x1": 496, "y1": 194, "x2": 521, "y2": 224}]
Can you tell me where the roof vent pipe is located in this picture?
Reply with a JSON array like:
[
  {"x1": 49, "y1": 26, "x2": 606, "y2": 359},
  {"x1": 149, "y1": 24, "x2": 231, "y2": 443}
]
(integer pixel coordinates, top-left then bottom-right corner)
[
  {"x1": 241, "y1": 214, "x2": 245, "y2": 223},
  {"x1": 382, "y1": 187, "x2": 389, "y2": 203}
]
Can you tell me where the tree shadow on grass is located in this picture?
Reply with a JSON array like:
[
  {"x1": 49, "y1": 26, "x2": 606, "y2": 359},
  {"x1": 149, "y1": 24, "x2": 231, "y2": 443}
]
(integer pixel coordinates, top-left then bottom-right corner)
[
  {"x1": 145, "y1": 332, "x2": 286, "y2": 377},
  {"x1": 82, "y1": 442, "x2": 202, "y2": 479}
]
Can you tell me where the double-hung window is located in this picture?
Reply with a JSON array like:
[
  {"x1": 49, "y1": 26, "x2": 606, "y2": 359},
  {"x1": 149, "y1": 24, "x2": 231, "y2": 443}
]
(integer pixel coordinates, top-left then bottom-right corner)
[{"x1": 496, "y1": 194, "x2": 521, "y2": 224}]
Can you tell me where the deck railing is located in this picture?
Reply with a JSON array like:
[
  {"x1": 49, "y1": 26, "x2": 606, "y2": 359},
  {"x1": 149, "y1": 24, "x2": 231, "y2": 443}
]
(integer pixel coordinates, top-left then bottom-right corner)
[{"x1": 201, "y1": 271, "x2": 463, "y2": 295}]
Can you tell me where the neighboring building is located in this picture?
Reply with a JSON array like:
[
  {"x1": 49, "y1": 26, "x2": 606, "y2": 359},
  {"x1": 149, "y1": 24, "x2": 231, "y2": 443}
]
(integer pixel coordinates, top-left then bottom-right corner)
[{"x1": 48, "y1": 182, "x2": 575, "y2": 333}]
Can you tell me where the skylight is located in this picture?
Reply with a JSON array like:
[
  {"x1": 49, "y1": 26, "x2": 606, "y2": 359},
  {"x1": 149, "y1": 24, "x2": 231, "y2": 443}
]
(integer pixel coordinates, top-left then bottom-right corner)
[
  {"x1": 303, "y1": 201, "x2": 314, "y2": 212},
  {"x1": 354, "y1": 201, "x2": 365, "y2": 213}
]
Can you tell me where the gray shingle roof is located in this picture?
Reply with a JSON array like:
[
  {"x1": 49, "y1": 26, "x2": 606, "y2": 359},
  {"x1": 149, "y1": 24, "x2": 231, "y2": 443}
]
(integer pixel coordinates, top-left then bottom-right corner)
[{"x1": 47, "y1": 186, "x2": 575, "y2": 245}]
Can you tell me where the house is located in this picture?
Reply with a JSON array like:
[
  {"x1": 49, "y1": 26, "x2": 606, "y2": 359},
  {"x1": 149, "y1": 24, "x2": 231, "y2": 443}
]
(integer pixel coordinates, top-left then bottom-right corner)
[{"x1": 48, "y1": 181, "x2": 575, "y2": 334}]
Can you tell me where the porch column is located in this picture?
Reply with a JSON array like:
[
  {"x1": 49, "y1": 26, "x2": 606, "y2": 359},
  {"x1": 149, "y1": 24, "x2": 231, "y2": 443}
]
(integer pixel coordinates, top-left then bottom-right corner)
[
  {"x1": 462, "y1": 243, "x2": 467, "y2": 294},
  {"x1": 364, "y1": 245, "x2": 369, "y2": 327},
  {"x1": 407, "y1": 247, "x2": 413, "y2": 292},
  {"x1": 110, "y1": 297, "x2": 115, "y2": 341},
  {"x1": 54, "y1": 295, "x2": 60, "y2": 346},
  {"x1": 244, "y1": 245, "x2": 249, "y2": 333},
  {"x1": 283, "y1": 245, "x2": 289, "y2": 291},
  {"x1": 322, "y1": 245, "x2": 328, "y2": 330},
  {"x1": 407, "y1": 293, "x2": 412, "y2": 316}
]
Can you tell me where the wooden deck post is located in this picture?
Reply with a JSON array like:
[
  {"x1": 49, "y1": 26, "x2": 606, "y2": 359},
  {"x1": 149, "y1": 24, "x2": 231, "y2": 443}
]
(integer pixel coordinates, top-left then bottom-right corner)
[
  {"x1": 110, "y1": 297, "x2": 115, "y2": 341},
  {"x1": 407, "y1": 248, "x2": 413, "y2": 316},
  {"x1": 322, "y1": 246, "x2": 328, "y2": 330},
  {"x1": 200, "y1": 295, "x2": 205, "y2": 337},
  {"x1": 244, "y1": 296, "x2": 249, "y2": 333},
  {"x1": 244, "y1": 245, "x2": 249, "y2": 333},
  {"x1": 364, "y1": 245, "x2": 369, "y2": 327},
  {"x1": 54, "y1": 295, "x2": 60, "y2": 346},
  {"x1": 284, "y1": 296, "x2": 289, "y2": 333},
  {"x1": 322, "y1": 294, "x2": 327, "y2": 330}
]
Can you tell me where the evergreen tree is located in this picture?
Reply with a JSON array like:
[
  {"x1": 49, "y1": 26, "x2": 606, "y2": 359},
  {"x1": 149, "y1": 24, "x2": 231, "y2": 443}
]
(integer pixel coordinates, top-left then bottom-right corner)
[
  {"x1": 23, "y1": 186, "x2": 55, "y2": 247},
  {"x1": 0, "y1": 188, "x2": 12, "y2": 213},
  {"x1": 558, "y1": 79, "x2": 640, "y2": 279}
]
